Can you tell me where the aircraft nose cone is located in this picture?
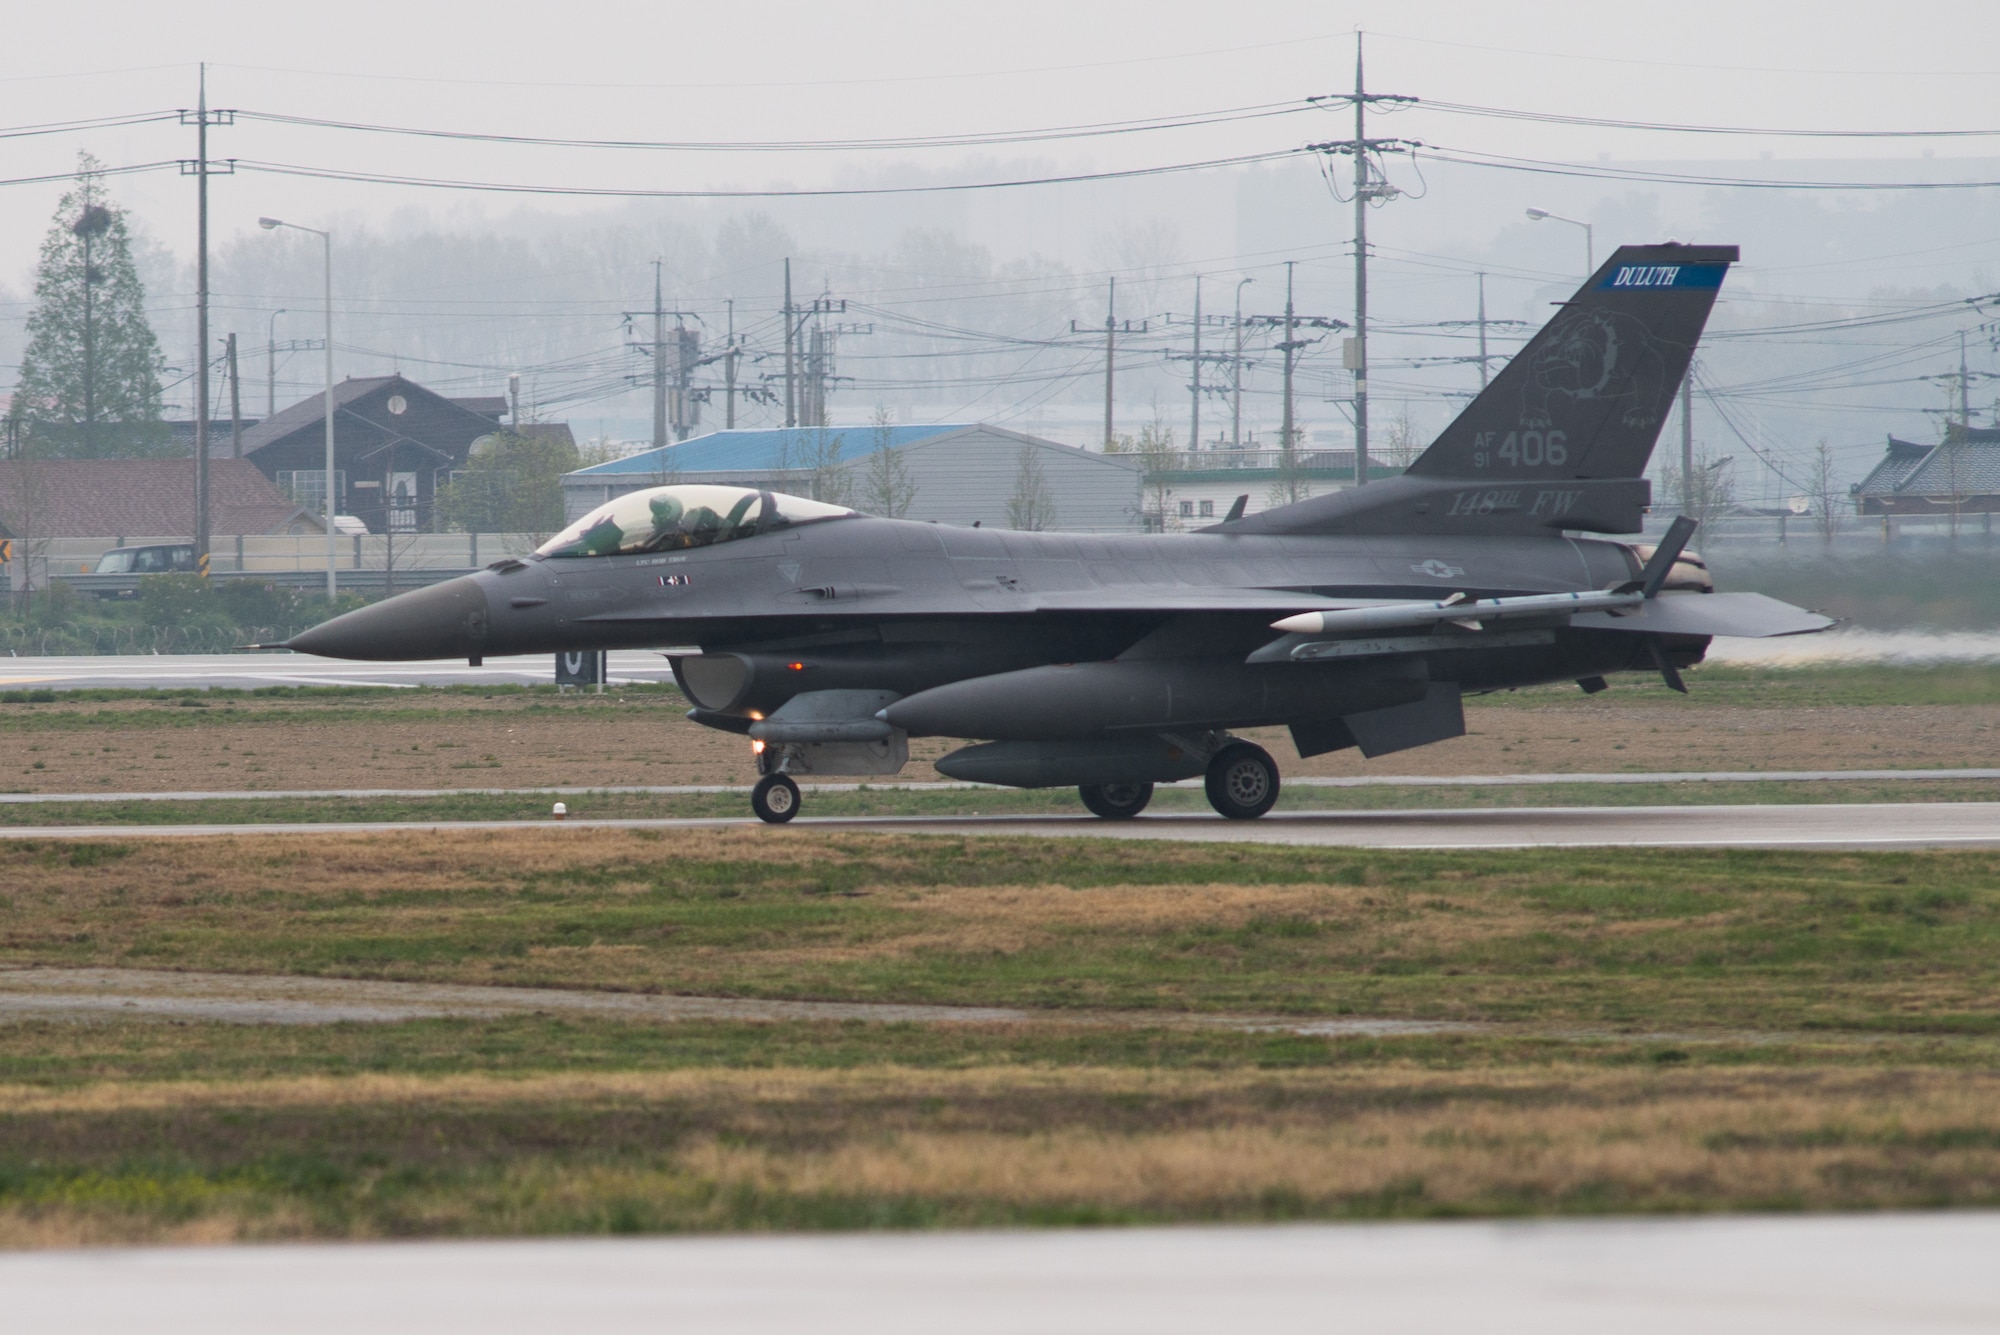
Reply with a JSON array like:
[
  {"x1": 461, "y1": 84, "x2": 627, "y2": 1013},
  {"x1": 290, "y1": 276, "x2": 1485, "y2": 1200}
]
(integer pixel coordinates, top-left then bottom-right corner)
[{"x1": 285, "y1": 576, "x2": 491, "y2": 661}]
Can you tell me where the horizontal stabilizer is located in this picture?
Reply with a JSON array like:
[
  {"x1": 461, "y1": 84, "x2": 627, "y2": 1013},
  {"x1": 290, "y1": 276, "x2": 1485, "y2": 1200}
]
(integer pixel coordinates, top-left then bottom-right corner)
[{"x1": 1570, "y1": 592, "x2": 1834, "y2": 638}]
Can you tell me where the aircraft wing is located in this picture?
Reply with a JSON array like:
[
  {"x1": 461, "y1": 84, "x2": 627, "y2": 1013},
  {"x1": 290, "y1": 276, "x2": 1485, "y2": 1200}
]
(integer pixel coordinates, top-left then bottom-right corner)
[
  {"x1": 1570, "y1": 591, "x2": 1833, "y2": 638},
  {"x1": 1026, "y1": 588, "x2": 1371, "y2": 615}
]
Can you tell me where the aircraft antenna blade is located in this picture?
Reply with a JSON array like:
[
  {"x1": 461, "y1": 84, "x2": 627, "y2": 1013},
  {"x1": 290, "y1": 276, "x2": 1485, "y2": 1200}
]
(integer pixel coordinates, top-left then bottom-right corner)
[{"x1": 1646, "y1": 637, "x2": 1690, "y2": 694}]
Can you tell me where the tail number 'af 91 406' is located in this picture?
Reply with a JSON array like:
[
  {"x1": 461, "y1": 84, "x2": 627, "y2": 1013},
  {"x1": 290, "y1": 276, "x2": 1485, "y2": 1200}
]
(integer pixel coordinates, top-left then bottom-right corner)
[{"x1": 1471, "y1": 430, "x2": 1568, "y2": 470}]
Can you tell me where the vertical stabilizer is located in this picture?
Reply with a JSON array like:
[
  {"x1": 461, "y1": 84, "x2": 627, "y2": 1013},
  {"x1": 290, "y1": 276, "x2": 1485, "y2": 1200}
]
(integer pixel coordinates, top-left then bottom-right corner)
[{"x1": 1404, "y1": 243, "x2": 1738, "y2": 482}]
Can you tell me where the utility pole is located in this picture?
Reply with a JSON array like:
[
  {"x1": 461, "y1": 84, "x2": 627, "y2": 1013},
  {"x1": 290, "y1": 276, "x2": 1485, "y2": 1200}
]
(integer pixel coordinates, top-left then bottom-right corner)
[
  {"x1": 194, "y1": 65, "x2": 208, "y2": 562},
  {"x1": 266, "y1": 309, "x2": 285, "y2": 418},
  {"x1": 1072, "y1": 278, "x2": 1145, "y2": 449},
  {"x1": 1189, "y1": 276, "x2": 1202, "y2": 451},
  {"x1": 1280, "y1": 263, "x2": 1297, "y2": 460},
  {"x1": 1680, "y1": 360, "x2": 1695, "y2": 516},
  {"x1": 724, "y1": 299, "x2": 738, "y2": 429},
  {"x1": 180, "y1": 64, "x2": 233, "y2": 564},
  {"x1": 1233, "y1": 277, "x2": 1252, "y2": 448},
  {"x1": 1309, "y1": 32, "x2": 1416, "y2": 488},
  {"x1": 1477, "y1": 272, "x2": 1490, "y2": 389},
  {"x1": 1246, "y1": 278, "x2": 1343, "y2": 468},
  {"x1": 226, "y1": 333, "x2": 241, "y2": 460},
  {"x1": 783, "y1": 259, "x2": 796, "y2": 428},
  {"x1": 1104, "y1": 277, "x2": 1117, "y2": 449},
  {"x1": 1961, "y1": 331, "x2": 1972, "y2": 428},
  {"x1": 674, "y1": 320, "x2": 701, "y2": 440},
  {"x1": 651, "y1": 261, "x2": 667, "y2": 452}
]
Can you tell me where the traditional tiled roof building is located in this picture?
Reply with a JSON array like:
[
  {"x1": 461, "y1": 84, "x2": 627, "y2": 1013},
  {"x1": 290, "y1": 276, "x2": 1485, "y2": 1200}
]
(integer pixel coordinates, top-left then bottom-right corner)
[{"x1": 1854, "y1": 424, "x2": 2000, "y2": 516}]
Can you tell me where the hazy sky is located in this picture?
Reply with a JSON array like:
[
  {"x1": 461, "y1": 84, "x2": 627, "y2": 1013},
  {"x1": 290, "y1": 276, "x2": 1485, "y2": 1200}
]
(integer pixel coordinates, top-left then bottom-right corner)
[{"x1": 3, "y1": 0, "x2": 1996, "y2": 272}]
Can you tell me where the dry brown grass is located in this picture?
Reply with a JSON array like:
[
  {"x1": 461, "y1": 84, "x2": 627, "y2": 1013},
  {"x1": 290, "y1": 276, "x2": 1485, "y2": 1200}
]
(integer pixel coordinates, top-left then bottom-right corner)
[{"x1": 0, "y1": 1063, "x2": 1995, "y2": 1244}]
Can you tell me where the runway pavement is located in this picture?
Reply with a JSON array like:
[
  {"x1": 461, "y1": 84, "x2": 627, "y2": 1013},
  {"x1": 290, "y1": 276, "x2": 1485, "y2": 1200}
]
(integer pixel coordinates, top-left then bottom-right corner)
[
  {"x1": 4, "y1": 1214, "x2": 1995, "y2": 1333},
  {"x1": 5, "y1": 768, "x2": 1999, "y2": 805},
  {"x1": 0, "y1": 650, "x2": 678, "y2": 691},
  {"x1": 4, "y1": 801, "x2": 1997, "y2": 849}
]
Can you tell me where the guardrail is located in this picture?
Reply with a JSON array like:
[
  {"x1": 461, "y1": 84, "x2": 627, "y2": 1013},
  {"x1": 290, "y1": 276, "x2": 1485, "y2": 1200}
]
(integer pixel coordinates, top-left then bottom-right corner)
[
  {"x1": 1638, "y1": 512, "x2": 2000, "y2": 552},
  {"x1": 56, "y1": 567, "x2": 479, "y2": 599}
]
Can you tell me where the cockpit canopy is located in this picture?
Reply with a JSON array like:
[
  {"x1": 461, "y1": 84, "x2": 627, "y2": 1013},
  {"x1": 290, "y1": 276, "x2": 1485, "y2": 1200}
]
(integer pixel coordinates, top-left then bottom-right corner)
[{"x1": 534, "y1": 485, "x2": 853, "y2": 559}]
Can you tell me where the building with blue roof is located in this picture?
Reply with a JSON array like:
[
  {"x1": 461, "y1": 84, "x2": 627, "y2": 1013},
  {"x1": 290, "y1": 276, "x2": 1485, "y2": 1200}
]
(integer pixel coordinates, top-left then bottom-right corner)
[{"x1": 563, "y1": 424, "x2": 1145, "y2": 532}]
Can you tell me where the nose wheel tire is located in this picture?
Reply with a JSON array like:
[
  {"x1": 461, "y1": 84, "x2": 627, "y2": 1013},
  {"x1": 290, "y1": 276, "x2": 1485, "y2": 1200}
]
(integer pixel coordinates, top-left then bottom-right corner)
[
  {"x1": 751, "y1": 773, "x2": 801, "y2": 824},
  {"x1": 1079, "y1": 782, "x2": 1154, "y2": 820},
  {"x1": 1204, "y1": 742, "x2": 1280, "y2": 820}
]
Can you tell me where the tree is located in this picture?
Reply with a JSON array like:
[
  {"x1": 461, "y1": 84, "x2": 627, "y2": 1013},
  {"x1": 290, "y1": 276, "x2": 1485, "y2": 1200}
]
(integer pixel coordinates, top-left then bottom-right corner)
[
  {"x1": 1659, "y1": 444, "x2": 1737, "y2": 531},
  {"x1": 1122, "y1": 419, "x2": 1178, "y2": 531},
  {"x1": 1268, "y1": 421, "x2": 1310, "y2": 509},
  {"x1": 778, "y1": 428, "x2": 853, "y2": 505},
  {"x1": 1005, "y1": 445, "x2": 1058, "y2": 531},
  {"x1": 1379, "y1": 406, "x2": 1424, "y2": 469},
  {"x1": 9, "y1": 154, "x2": 168, "y2": 458},
  {"x1": 435, "y1": 430, "x2": 581, "y2": 538},
  {"x1": 861, "y1": 406, "x2": 917, "y2": 517}
]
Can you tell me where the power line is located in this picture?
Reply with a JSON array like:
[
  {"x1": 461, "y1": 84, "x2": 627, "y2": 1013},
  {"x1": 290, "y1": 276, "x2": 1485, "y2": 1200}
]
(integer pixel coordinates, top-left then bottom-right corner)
[
  {"x1": 1421, "y1": 143, "x2": 2000, "y2": 191},
  {"x1": 229, "y1": 149, "x2": 1307, "y2": 198},
  {"x1": 233, "y1": 100, "x2": 1313, "y2": 153},
  {"x1": 1419, "y1": 99, "x2": 2000, "y2": 139},
  {"x1": 0, "y1": 110, "x2": 180, "y2": 139},
  {"x1": 0, "y1": 161, "x2": 181, "y2": 189}
]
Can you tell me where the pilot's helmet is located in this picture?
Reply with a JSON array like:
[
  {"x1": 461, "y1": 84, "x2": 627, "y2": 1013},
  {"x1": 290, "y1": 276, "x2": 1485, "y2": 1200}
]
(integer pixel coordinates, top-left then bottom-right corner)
[{"x1": 648, "y1": 493, "x2": 685, "y2": 532}]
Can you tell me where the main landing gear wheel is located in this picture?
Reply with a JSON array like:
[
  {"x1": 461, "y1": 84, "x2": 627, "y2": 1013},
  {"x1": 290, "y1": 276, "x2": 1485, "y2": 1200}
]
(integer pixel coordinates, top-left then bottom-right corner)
[
  {"x1": 751, "y1": 773, "x2": 801, "y2": 824},
  {"x1": 1079, "y1": 782, "x2": 1154, "y2": 820},
  {"x1": 1205, "y1": 742, "x2": 1280, "y2": 820}
]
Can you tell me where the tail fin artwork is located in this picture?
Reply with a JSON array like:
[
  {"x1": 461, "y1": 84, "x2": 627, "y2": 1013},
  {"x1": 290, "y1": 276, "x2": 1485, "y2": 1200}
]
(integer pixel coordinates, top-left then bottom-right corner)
[{"x1": 1222, "y1": 242, "x2": 1738, "y2": 538}]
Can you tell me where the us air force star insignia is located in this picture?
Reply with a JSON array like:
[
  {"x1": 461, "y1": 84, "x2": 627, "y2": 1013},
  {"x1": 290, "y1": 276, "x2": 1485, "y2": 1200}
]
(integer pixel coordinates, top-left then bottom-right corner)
[
  {"x1": 777, "y1": 561, "x2": 802, "y2": 584},
  {"x1": 1411, "y1": 559, "x2": 1465, "y2": 579}
]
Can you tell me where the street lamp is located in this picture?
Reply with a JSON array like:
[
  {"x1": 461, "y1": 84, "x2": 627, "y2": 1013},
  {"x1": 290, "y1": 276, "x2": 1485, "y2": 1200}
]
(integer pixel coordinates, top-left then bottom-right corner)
[
  {"x1": 1232, "y1": 276, "x2": 1253, "y2": 449},
  {"x1": 1526, "y1": 207, "x2": 1594, "y2": 276},
  {"x1": 259, "y1": 217, "x2": 336, "y2": 601}
]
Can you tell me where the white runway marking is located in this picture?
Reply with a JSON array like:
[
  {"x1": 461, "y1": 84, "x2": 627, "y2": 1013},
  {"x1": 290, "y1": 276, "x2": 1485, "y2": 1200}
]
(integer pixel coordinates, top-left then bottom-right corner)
[
  {"x1": 3, "y1": 1215, "x2": 1995, "y2": 1334},
  {"x1": 2, "y1": 803, "x2": 1997, "y2": 850},
  {"x1": 4, "y1": 768, "x2": 1998, "y2": 805}
]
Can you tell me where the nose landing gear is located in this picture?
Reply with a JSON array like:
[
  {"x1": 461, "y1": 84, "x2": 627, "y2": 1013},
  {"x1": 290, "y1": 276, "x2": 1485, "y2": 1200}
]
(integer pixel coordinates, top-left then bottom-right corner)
[{"x1": 751, "y1": 772, "x2": 800, "y2": 824}]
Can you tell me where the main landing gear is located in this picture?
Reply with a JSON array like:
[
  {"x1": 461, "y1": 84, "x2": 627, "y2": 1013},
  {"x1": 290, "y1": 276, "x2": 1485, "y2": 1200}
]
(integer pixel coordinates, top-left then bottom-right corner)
[
  {"x1": 1203, "y1": 741, "x2": 1280, "y2": 820},
  {"x1": 1078, "y1": 782, "x2": 1154, "y2": 820},
  {"x1": 1074, "y1": 740, "x2": 1282, "y2": 822},
  {"x1": 751, "y1": 772, "x2": 800, "y2": 824}
]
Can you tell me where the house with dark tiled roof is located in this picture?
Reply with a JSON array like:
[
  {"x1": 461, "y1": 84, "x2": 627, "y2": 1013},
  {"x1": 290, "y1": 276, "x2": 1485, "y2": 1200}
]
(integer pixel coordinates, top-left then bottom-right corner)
[
  {"x1": 0, "y1": 458, "x2": 316, "y2": 543},
  {"x1": 1854, "y1": 424, "x2": 2000, "y2": 515},
  {"x1": 240, "y1": 375, "x2": 523, "y2": 534}
]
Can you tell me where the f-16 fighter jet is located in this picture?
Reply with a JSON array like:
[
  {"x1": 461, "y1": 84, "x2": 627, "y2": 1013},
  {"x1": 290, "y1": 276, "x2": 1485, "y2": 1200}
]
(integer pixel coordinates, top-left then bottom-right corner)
[{"x1": 283, "y1": 243, "x2": 1828, "y2": 823}]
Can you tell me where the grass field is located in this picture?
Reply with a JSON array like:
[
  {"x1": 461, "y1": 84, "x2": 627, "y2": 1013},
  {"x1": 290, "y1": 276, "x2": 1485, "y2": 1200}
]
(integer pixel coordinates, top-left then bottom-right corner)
[{"x1": 2, "y1": 829, "x2": 1999, "y2": 1244}]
